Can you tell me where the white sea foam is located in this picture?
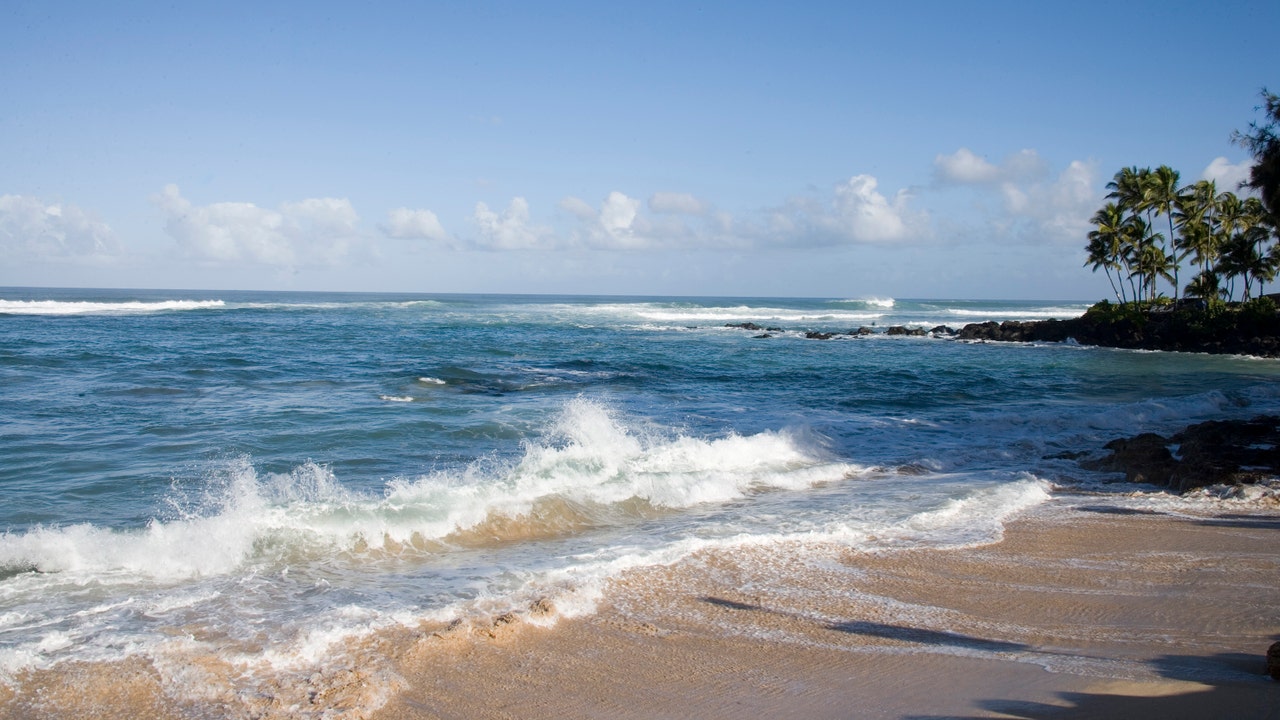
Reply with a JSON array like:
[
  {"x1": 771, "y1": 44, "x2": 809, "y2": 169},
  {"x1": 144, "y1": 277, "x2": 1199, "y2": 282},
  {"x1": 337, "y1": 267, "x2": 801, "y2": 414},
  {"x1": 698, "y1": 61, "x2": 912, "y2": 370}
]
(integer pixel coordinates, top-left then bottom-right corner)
[
  {"x1": 540, "y1": 302, "x2": 884, "y2": 326},
  {"x1": 831, "y1": 297, "x2": 895, "y2": 308},
  {"x1": 417, "y1": 377, "x2": 447, "y2": 385},
  {"x1": 379, "y1": 395, "x2": 415, "y2": 402},
  {"x1": 896, "y1": 475, "x2": 1052, "y2": 546},
  {"x1": 631, "y1": 306, "x2": 882, "y2": 324},
  {"x1": 946, "y1": 306, "x2": 1086, "y2": 320},
  {"x1": 507, "y1": 473, "x2": 1054, "y2": 624},
  {"x1": 0, "y1": 401, "x2": 853, "y2": 583},
  {"x1": 0, "y1": 299, "x2": 226, "y2": 315}
]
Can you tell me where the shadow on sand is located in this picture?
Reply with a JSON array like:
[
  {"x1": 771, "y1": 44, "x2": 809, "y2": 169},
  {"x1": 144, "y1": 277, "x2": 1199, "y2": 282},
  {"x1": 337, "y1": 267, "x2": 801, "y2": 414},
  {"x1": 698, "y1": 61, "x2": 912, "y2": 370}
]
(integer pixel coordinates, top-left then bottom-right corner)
[
  {"x1": 699, "y1": 596, "x2": 1279, "y2": 718},
  {"x1": 701, "y1": 595, "x2": 1027, "y2": 653},
  {"x1": 905, "y1": 646, "x2": 1280, "y2": 719}
]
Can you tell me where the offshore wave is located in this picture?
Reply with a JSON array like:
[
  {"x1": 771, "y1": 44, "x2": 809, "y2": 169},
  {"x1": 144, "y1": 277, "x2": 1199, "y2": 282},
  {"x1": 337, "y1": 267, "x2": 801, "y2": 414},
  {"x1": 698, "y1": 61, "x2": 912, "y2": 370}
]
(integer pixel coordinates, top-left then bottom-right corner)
[
  {"x1": 235, "y1": 299, "x2": 448, "y2": 311},
  {"x1": 946, "y1": 306, "x2": 1087, "y2": 320},
  {"x1": 0, "y1": 299, "x2": 225, "y2": 315},
  {"x1": 829, "y1": 297, "x2": 896, "y2": 309},
  {"x1": 0, "y1": 399, "x2": 856, "y2": 581},
  {"x1": 624, "y1": 305, "x2": 884, "y2": 324}
]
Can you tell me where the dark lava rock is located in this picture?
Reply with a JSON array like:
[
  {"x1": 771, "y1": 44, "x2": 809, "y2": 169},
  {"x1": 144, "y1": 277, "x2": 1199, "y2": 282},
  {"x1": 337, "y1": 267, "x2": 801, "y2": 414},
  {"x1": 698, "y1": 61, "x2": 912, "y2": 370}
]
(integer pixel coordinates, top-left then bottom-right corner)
[
  {"x1": 1082, "y1": 416, "x2": 1280, "y2": 492},
  {"x1": 886, "y1": 326, "x2": 927, "y2": 337},
  {"x1": 726, "y1": 322, "x2": 765, "y2": 331},
  {"x1": 805, "y1": 331, "x2": 835, "y2": 340},
  {"x1": 1268, "y1": 641, "x2": 1280, "y2": 681},
  {"x1": 957, "y1": 302, "x2": 1280, "y2": 357},
  {"x1": 956, "y1": 319, "x2": 1074, "y2": 343},
  {"x1": 1082, "y1": 433, "x2": 1177, "y2": 485}
]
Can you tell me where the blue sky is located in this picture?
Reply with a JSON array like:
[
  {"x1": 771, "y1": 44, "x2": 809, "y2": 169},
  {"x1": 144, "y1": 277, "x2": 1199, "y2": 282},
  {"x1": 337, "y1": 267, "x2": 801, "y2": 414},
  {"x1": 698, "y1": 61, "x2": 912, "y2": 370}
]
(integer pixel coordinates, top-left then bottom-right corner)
[{"x1": 2, "y1": 1, "x2": 1276, "y2": 299}]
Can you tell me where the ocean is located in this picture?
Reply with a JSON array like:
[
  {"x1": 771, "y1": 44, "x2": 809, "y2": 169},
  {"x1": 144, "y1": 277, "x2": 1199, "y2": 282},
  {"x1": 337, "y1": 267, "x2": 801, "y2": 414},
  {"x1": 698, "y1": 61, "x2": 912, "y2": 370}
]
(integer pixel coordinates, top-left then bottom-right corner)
[{"x1": 2, "y1": 288, "x2": 1278, "y2": 708}]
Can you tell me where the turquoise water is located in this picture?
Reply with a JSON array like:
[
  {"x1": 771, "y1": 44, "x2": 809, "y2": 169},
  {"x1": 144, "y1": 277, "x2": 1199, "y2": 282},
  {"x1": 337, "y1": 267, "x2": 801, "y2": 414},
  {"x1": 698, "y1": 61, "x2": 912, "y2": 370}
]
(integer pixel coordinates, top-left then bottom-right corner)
[{"x1": 2, "y1": 288, "x2": 1278, "y2": 681}]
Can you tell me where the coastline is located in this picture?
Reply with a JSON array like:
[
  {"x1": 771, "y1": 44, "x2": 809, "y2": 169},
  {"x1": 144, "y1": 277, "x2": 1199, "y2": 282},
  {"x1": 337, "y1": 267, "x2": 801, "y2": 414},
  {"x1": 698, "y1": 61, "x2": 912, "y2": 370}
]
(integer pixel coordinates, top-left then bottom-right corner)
[
  {"x1": 3, "y1": 292, "x2": 1280, "y2": 718},
  {"x1": 10, "y1": 492, "x2": 1276, "y2": 718},
  {"x1": 376, "y1": 497, "x2": 1280, "y2": 720}
]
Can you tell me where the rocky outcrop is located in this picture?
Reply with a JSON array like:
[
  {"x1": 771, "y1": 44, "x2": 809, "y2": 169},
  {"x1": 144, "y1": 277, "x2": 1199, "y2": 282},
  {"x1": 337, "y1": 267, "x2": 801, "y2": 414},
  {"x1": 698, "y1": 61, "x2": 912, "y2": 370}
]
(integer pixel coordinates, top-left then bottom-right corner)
[
  {"x1": 1082, "y1": 416, "x2": 1280, "y2": 492},
  {"x1": 958, "y1": 302, "x2": 1280, "y2": 357},
  {"x1": 725, "y1": 322, "x2": 781, "y2": 332}
]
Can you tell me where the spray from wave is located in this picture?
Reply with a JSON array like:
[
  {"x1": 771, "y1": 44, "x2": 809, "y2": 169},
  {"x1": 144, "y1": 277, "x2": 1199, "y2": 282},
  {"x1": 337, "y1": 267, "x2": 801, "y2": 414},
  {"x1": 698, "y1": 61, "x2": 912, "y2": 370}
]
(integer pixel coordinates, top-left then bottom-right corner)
[{"x1": 0, "y1": 399, "x2": 853, "y2": 581}]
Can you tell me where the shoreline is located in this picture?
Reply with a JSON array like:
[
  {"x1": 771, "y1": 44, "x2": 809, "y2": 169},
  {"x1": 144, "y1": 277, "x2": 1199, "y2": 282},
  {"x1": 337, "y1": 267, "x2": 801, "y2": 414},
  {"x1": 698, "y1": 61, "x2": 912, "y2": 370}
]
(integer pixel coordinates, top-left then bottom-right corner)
[
  {"x1": 9, "y1": 492, "x2": 1276, "y2": 718},
  {"x1": 375, "y1": 496, "x2": 1280, "y2": 719}
]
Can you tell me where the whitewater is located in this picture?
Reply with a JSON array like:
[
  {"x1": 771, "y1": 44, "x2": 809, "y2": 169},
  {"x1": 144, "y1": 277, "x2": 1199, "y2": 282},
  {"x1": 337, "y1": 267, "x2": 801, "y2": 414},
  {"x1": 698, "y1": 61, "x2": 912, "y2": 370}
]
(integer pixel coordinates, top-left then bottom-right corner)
[{"x1": 2, "y1": 288, "x2": 1279, "y2": 708}]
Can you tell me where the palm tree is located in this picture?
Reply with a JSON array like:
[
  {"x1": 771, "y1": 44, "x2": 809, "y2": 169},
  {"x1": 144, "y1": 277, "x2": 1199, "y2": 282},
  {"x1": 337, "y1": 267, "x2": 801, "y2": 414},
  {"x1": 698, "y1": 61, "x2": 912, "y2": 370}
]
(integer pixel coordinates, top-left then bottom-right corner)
[
  {"x1": 1121, "y1": 215, "x2": 1167, "y2": 303},
  {"x1": 1133, "y1": 233, "x2": 1174, "y2": 302},
  {"x1": 1086, "y1": 202, "x2": 1130, "y2": 302},
  {"x1": 1084, "y1": 150, "x2": 1280, "y2": 307},
  {"x1": 1265, "y1": 244, "x2": 1280, "y2": 297},
  {"x1": 1177, "y1": 219, "x2": 1220, "y2": 297},
  {"x1": 1175, "y1": 180, "x2": 1220, "y2": 278},
  {"x1": 1241, "y1": 197, "x2": 1277, "y2": 296},
  {"x1": 1145, "y1": 166, "x2": 1182, "y2": 298},
  {"x1": 1185, "y1": 269, "x2": 1225, "y2": 301},
  {"x1": 1120, "y1": 213, "x2": 1149, "y2": 302},
  {"x1": 1217, "y1": 192, "x2": 1243, "y2": 242},
  {"x1": 1106, "y1": 166, "x2": 1148, "y2": 215},
  {"x1": 1217, "y1": 232, "x2": 1259, "y2": 300}
]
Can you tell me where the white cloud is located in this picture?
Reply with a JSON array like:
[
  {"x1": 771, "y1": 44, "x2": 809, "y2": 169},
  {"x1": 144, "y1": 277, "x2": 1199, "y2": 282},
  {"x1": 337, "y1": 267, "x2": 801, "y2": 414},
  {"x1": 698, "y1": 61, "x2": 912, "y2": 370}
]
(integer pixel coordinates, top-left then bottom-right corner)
[
  {"x1": 648, "y1": 192, "x2": 708, "y2": 215},
  {"x1": 996, "y1": 159, "x2": 1099, "y2": 242},
  {"x1": 472, "y1": 197, "x2": 554, "y2": 249},
  {"x1": 0, "y1": 195, "x2": 116, "y2": 257},
  {"x1": 764, "y1": 175, "x2": 927, "y2": 246},
  {"x1": 381, "y1": 207, "x2": 449, "y2": 241},
  {"x1": 1202, "y1": 156, "x2": 1254, "y2": 193},
  {"x1": 560, "y1": 191, "x2": 660, "y2": 249},
  {"x1": 557, "y1": 196, "x2": 598, "y2": 221},
  {"x1": 934, "y1": 147, "x2": 1100, "y2": 244},
  {"x1": 828, "y1": 175, "x2": 918, "y2": 242},
  {"x1": 934, "y1": 148, "x2": 1048, "y2": 186},
  {"x1": 935, "y1": 148, "x2": 1002, "y2": 184},
  {"x1": 599, "y1": 192, "x2": 641, "y2": 242},
  {"x1": 555, "y1": 191, "x2": 730, "y2": 250},
  {"x1": 153, "y1": 185, "x2": 360, "y2": 266}
]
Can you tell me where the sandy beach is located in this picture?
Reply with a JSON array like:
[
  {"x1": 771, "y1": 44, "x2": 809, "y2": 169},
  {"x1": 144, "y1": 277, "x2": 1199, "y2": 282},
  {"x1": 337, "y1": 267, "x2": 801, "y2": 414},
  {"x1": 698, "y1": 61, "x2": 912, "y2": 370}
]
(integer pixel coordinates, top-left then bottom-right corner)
[
  {"x1": 365, "y1": 495, "x2": 1280, "y2": 720},
  {"x1": 10, "y1": 491, "x2": 1276, "y2": 719}
]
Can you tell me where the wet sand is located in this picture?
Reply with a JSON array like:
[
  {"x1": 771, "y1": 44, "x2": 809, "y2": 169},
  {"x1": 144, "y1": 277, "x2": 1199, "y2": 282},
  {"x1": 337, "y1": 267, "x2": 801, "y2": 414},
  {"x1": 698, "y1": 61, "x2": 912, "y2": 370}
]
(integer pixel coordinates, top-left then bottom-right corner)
[
  {"x1": 375, "y1": 497, "x2": 1280, "y2": 720},
  {"x1": 4, "y1": 495, "x2": 1279, "y2": 719}
]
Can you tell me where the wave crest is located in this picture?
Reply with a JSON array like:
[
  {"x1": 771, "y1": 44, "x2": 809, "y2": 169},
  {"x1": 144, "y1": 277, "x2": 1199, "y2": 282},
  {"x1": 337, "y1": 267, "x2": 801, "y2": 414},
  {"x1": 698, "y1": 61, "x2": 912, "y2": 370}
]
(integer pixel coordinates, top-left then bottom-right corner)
[
  {"x1": 0, "y1": 400, "x2": 855, "y2": 579},
  {"x1": 0, "y1": 299, "x2": 225, "y2": 315}
]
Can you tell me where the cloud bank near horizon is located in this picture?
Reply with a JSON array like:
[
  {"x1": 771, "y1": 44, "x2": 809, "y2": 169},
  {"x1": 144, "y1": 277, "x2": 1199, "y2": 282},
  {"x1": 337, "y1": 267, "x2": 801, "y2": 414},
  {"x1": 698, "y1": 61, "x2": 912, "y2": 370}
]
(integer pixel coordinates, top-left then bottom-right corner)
[
  {"x1": 0, "y1": 195, "x2": 116, "y2": 259},
  {"x1": 153, "y1": 185, "x2": 363, "y2": 268},
  {"x1": 3, "y1": 151, "x2": 1253, "y2": 275}
]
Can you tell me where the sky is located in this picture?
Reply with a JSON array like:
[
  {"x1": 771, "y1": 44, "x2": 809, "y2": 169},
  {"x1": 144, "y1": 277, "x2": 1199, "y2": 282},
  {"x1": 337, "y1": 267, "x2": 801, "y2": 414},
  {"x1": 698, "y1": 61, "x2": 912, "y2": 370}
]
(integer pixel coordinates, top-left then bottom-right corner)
[{"x1": 1, "y1": 1, "x2": 1277, "y2": 300}]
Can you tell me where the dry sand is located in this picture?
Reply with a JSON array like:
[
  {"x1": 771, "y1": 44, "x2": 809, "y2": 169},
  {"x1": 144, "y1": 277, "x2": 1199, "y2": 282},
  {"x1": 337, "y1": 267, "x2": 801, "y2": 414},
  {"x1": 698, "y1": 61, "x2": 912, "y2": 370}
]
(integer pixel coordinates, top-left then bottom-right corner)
[{"x1": 4, "y1": 495, "x2": 1279, "y2": 719}]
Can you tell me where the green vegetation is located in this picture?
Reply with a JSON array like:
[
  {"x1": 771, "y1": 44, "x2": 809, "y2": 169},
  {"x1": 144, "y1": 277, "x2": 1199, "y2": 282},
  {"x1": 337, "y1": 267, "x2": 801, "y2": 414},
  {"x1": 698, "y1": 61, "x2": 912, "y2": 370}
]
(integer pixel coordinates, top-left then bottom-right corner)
[{"x1": 1085, "y1": 90, "x2": 1280, "y2": 306}]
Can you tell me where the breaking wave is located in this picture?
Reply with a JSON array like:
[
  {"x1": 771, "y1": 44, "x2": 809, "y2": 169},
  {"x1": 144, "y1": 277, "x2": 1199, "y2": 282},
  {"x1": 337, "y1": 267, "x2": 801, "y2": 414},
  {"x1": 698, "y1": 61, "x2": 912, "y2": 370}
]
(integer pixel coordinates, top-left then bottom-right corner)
[{"x1": 0, "y1": 299, "x2": 225, "y2": 315}]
